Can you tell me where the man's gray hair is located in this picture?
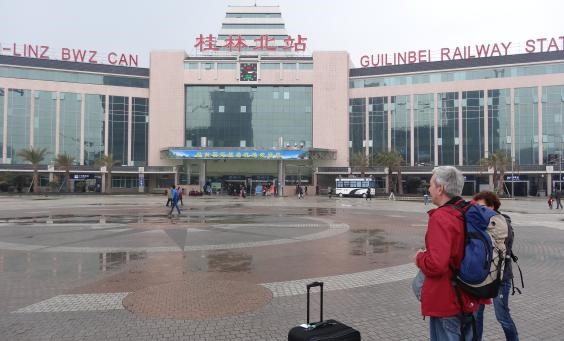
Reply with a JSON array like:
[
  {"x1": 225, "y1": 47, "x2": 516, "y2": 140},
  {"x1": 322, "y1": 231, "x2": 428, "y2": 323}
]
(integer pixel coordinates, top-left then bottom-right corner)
[{"x1": 432, "y1": 166, "x2": 464, "y2": 198}]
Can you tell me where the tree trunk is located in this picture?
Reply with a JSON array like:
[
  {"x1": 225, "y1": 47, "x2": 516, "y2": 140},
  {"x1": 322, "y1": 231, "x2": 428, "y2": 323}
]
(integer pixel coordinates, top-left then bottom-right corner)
[
  {"x1": 66, "y1": 169, "x2": 71, "y2": 193},
  {"x1": 107, "y1": 171, "x2": 112, "y2": 194},
  {"x1": 32, "y1": 169, "x2": 39, "y2": 194},
  {"x1": 397, "y1": 169, "x2": 404, "y2": 195}
]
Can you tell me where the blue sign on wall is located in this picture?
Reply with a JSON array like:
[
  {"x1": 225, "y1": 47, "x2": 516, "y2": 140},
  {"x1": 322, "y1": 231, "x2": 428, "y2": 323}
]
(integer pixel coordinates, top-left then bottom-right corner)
[{"x1": 168, "y1": 148, "x2": 307, "y2": 160}]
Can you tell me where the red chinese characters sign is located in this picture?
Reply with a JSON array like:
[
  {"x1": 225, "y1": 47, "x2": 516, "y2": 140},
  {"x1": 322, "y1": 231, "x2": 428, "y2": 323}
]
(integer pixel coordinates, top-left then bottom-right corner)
[{"x1": 194, "y1": 34, "x2": 307, "y2": 52}]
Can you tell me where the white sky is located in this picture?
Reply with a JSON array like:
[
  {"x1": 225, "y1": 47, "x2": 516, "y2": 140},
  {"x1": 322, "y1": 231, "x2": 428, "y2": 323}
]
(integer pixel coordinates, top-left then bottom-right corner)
[{"x1": 1, "y1": 0, "x2": 563, "y2": 67}]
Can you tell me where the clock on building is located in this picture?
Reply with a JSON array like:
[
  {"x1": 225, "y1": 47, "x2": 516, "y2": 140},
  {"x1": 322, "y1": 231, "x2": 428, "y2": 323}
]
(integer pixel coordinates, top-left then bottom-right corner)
[{"x1": 240, "y1": 63, "x2": 257, "y2": 81}]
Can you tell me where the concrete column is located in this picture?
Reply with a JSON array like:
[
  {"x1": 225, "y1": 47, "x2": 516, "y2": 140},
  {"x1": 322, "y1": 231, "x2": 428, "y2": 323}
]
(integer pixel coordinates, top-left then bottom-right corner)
[
  {"x1": 510, "y1": 88, "x2": 516, "y2": 161},
  {"x1": 55, "y1": 92, "x2": 60, "y2": 156},
  {"x1": 410, "y1": 94, "x2": 415, "y2": 166},
  {"x1": 387, "y1": 96, "x2": 392, "y2": 151},
  {"x1": 100, "y1": 166, "x2": 106, "y2": 193},
  {"x1": 489, "y1": 173, "x2": 494, "y2": 190},
  {"x1": 547, "y1": 173, "x2": 552, "y2": 196},
  {"x1": 484, "y1": 89, "x2": 489, "y2": 158},
  {"x1": 537, "y1": 86, "x2": 543, "y2": 165},
  {"x1": 433, "y1": 93, "x2": 438, "y2": 166},
  {"x1": 128, "y1": 96, "x2": 132, "y2": 165},
  {"x1": 104, "y1": 94, "x2": 109, "y2": 156},
  {"x1": 29, "y1": 90, "x2": 35, "y2": 146},
  {"x1": 458, "y1": 91, "x2": 463, "y2": 166},
  {"x1": 80, "y1": 94, "x2": 85, "y2": 165},
  {"x1": 199, "y1": 160, "x2": 207, "y2": 190},
  {"x1": 2, "y1": 89, "x2": 8, "y2": 162}
]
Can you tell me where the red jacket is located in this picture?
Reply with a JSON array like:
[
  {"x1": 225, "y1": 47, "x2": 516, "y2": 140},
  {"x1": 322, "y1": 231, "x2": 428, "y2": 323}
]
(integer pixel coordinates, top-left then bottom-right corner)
[{"x1": 416, "y1": 197, "x2": 485, "y2": 317}]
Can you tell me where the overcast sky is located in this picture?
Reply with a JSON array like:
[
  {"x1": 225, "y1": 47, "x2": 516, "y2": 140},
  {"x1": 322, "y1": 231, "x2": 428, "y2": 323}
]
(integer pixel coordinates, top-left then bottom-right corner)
[{"x1": 1, "y1": 0, "x2": 563, "y2": 67}]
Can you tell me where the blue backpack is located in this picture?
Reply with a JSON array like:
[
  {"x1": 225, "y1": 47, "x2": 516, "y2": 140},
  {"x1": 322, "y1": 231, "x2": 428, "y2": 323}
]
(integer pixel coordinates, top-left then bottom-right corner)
[
  {"x1": 450, "y1": 201, "x2": 508, "y2": 299},
  {"x1": 171, "y1": 188, "x2": 178, "y2": 203}
]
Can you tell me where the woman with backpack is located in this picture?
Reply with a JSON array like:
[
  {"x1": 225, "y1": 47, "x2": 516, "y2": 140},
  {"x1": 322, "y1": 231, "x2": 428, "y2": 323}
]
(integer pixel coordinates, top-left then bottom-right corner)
[{"x1": 473, "y1": 191, "x2": 520, "y2": 341}]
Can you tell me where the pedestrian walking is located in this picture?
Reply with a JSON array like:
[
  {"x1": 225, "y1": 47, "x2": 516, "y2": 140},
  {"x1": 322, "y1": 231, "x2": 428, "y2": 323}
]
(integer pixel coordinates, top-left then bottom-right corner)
[
  {"x1": 423, "y1": 192, "x2": 429, "y2": 205},
  {"x1": 473, "y1": 191, "x2": 520, "y2": 341},
  {"x1": 168, "y1": 185, "x2": 181, "y2": 217},
  {"x1": 365, "y1": 189, "x2": 372, "y2": 200},
  {"x1": 548, "y1": 194, "x2": 554, "y2": 209},
  {"x1": 177, "y1": 186, "x2": 184, "y2": 206},
  {"x1": 415, "y1": 166, "x2": 487, "y2": 341},
  {"x1": 556, "y1": 190, "x2": 563, "y2": 209},
  {"x1": 388, "y1": 190, "x2": 395, "y2": 200},
  {"x1": 165, "y1": 188, "x2": 172, "y2": 207}
]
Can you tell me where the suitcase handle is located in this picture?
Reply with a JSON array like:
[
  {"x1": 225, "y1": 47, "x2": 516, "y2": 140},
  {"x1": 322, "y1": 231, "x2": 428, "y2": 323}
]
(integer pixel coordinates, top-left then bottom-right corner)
[{"x1": 306, "y1": 281, "x2": 323, "y2": 325}]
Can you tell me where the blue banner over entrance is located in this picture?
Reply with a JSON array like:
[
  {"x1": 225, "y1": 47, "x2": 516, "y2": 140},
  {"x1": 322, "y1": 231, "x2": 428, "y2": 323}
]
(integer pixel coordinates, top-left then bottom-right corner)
[{"x1": 167, "y1": 148, "x2": 307, "y2": 160}]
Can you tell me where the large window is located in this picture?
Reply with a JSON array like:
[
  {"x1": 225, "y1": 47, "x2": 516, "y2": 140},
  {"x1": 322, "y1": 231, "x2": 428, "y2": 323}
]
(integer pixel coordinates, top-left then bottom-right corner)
[
  {"x1": 488, "y1": 89, "x2": 511, "y2": 156},
  {"x1": 33, "y1": 91, "x2": 57, "y2": 163},
  {"x1": 391, "y1": 95, "x2": 410, "y2": 162},
  {"x1": 60, "y1": 92, "x2": 82, "y2": 162},
  {"x1": 185, "y1": 86, "x2": 312, "y2": 149},
  {"x1": 349, "y1": 98, "x2": 365, "y2": 155},
  {"x1": 0, "y1": 66, "x2": 148, "y2": 88},
  {"x1": 514, "y1": 87, "x2": 538, "y2": 165},
  {"x1": 438, "y1": 92, "x2": 459, "y2": 165},
  {"x1": 368, "y1": 96, "x2": 388, "y2": 162},
  {"x1": 7, "y1": 89, "x2": 31, "y2": 163},
  {"x1": 462, "y1": 90, "x2": 485, "y2": 165},
  {"x1": 84, "y1": 94, "x2": 105, "y2": 165},
  {"x1": 108, "y1": 96, "x2": 128, "y2": 165},
  {"x1": 132, "y1": 97, "x2": 148, "y2": 165},
  {"x1": 542, "y1": 86, "x2": 564, "y2": 164},
  {"x1": 350, "y1": 62, "x2": 564, "y2": 88},
  {"x1": 414, "y1": 94, "x2": 434, "y2": 165}
]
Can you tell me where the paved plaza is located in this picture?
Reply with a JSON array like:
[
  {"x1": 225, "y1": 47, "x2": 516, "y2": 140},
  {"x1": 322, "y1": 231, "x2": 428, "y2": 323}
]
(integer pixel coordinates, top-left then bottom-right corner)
[{"x1": 0, "y1": 193, "x2": 563, "y2": 340}]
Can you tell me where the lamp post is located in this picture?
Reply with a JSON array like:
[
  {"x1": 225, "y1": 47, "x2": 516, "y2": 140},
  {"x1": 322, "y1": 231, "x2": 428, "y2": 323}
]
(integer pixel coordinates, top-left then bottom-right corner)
[{"x1": 511, "y1": 156, "x2": 515, "y2": 198}]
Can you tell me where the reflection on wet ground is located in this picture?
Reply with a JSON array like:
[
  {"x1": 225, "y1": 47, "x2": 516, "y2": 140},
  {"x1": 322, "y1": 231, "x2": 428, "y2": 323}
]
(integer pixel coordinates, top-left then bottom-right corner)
[
  {"x1": 348, "y1": 229, "x2": 402, "y2": 256},
  {"x1": 193, "y1": 251, "x2": 253, "y2": 273},
  {"x1": 0, "y1": 250, "x2": 146, "y2": 277}
]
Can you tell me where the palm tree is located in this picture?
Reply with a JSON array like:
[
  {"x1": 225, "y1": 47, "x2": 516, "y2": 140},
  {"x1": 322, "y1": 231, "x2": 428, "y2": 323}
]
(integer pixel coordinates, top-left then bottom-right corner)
[
  {"x1": 17, "y1": 147, "x2": 48, "y2": 193},
  {"x1": 350, "y1": 151, "x2": 370, "y2": 177},
  {"x1": 96, "y1": 154, "x2": 120, "y2": 193},
  {"x1": 374, "y1": 150, "x2": 405, "y2": 194},
  {"x1": 480, "y1": 151, "x2": 512, "y2": 194},
  {"x1": 55, "y1": 153, "x2": 76, "y2": 193}
]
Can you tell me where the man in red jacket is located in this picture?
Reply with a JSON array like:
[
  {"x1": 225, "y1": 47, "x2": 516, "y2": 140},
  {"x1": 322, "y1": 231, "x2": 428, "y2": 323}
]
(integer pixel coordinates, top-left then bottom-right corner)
[{"x1": 415, "y1": 166, "x2": 482, "y2": 341}]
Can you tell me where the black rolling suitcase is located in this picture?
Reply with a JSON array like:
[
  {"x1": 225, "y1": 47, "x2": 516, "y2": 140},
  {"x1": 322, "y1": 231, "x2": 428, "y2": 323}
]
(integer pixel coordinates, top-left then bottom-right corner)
[{"x1": 288, "y1": 281, "x2": 361, "y2": 341}]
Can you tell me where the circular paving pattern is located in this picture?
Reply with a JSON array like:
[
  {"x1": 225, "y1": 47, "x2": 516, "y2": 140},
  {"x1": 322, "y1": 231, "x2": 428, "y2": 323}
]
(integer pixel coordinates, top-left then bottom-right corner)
[{"x1": 122, "y1": 276, "x2": 273, "y2": 320}]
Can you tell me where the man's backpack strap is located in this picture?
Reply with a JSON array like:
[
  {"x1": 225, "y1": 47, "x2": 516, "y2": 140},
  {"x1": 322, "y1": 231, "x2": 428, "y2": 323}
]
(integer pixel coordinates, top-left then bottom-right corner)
[
  {"x1": 509, "y1": 251, "x2": 524, "y2": 295},
  {"x1": 452, "y1": 280, "x2": 478, "y2": 341}
]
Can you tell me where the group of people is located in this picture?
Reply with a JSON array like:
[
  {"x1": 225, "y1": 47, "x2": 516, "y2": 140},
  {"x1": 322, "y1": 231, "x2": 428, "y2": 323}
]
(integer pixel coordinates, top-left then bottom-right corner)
[
  {"x1": 165, "y1": 185, "x2": 183, "y2": 216},
  {"x1": 415, "y1": 166, "x2": 520, "y2": 341},
  {"x1": 296, "y1": 184, "x2": 307, "y2": 199},
  {"x1": 547, "y1": 190, "x2": 563, "y2": 209}
]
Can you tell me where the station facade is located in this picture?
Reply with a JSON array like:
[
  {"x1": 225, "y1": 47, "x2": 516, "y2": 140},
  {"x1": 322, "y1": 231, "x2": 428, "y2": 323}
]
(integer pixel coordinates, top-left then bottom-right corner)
[{"x1": 0, "y1": 5, "x2": 563, "y2": 196}]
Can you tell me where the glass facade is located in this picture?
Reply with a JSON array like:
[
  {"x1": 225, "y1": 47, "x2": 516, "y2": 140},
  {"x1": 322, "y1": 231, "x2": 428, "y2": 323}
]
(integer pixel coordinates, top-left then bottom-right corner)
[
  {"x1": 438, "y1": 92, "x2": 459, "y2": 165},
  {"x1": 132, "y1": 97, "x2": 149, "y2": 164},
  {"x1": 368, "y1": 96, "x2": 387, "y2": 162},
  {"x1": 0, "y1": 66, "x2": 148, "y2": 88},
  {"x1": 108, "y1": 96, "x2": 128, "y2": 165},
  {"x1": 414, "y1": 94, "x2": 434, "y2": 165},
  {"x1": 488, "y1": 89, "x2": 511, "y2": 155},
  {"x1": 350, "y1": 62, "x2": 564, "y2": 88},
  {"x1": 542, "y1": 86, "x2": 564, "y2": 164},
  {"x1": 84, "y1": 94, "x2": 105, "y2": 165},
  {"x1": 391, "y1": 95, "x2": 410, "y2": 162},
  {"x1": 7, "y1": 89, "x2": 31, "y2": 163},
  {"x1": 514, "y1": 87, "x2": 538, "y2": 165},
  {"x1": 462, "y1": 90, "x2": 485, "y2": 165},
  {"x1": 349, "y1": 98, "x2": 365, "y2": 155},
  {"x1": 60, "y1": 92, "x2": 82, "y2": 162},
  {"x1": 185, "y1": 86, "x2": 312, "y2": 148},
  {"x1": 33, "y1": 90, "x2": 57, "y2": 163}
]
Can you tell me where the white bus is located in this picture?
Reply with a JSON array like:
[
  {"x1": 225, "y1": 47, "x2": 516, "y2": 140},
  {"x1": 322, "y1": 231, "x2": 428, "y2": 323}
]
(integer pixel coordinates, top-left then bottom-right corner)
[{"x1": 335, "y1": 178, "x2": 376, "y2": 197}]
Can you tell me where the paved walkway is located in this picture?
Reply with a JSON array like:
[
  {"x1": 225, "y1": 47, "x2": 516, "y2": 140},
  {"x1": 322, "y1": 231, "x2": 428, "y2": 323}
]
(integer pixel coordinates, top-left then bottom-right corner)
[{"x1": 0, "y1": 194, "x2": 562, "y2": 340}]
